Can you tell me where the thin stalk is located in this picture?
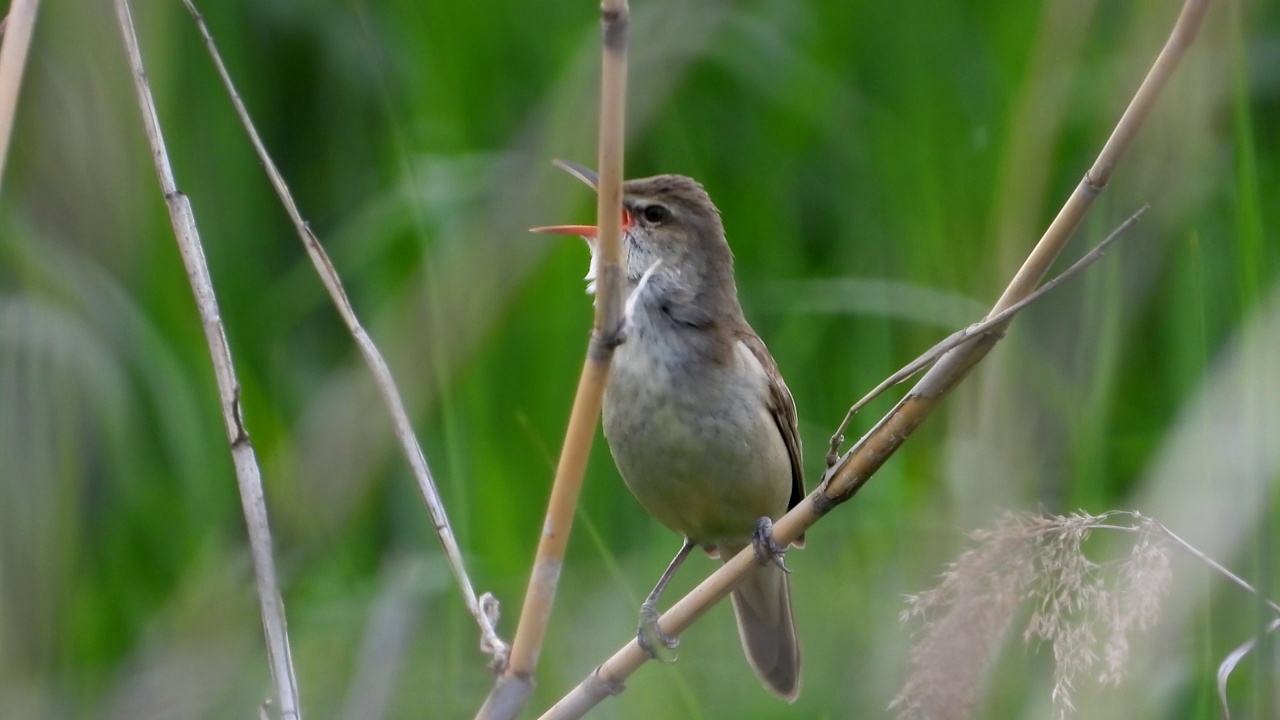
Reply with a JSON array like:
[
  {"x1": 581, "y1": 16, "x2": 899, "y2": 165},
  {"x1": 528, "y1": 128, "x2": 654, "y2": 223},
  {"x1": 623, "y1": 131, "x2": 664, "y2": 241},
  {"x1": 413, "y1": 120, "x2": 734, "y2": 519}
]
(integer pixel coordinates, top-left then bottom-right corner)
[
  {"x1": 478, "y1": 2, "x2": 631, "y2": 718},
  {"x1": 113, "y1": 1, "x2": 301, "y2": 717}
]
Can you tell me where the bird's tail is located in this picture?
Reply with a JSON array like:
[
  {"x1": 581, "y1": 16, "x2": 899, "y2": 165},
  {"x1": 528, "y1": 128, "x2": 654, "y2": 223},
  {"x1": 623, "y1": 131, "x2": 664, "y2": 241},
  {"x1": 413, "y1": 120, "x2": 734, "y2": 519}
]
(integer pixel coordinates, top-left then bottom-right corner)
[{"x1": 725, "y1": 552, "x2": 800, "y2": 700}]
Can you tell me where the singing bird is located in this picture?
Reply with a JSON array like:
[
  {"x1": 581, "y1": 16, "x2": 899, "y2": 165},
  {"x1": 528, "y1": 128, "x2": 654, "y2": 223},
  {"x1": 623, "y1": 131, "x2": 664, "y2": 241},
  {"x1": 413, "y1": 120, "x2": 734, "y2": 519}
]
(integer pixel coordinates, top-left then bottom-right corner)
[{"x1": 535, "y1": 162, "x2": 804, "y2": 700}]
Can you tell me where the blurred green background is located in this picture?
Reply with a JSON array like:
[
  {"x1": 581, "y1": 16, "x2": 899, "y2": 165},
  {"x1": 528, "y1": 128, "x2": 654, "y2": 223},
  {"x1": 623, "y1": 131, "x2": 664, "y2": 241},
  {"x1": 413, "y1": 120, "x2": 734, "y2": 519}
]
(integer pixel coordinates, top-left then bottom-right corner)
[{"x1": 1, "y1": 0, "x2": 1278, "y2": 717}]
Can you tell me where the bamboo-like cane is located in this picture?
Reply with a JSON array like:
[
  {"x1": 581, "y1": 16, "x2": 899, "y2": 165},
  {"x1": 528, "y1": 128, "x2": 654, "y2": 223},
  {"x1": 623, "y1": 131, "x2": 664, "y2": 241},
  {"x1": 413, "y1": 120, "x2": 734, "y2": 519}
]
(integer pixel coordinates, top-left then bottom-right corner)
[
  {"x1": 476, "y1": 2, "x2": 631, "y2": 719},
  {"x1": 113, "y1": 1, "x2": 302, "y2": 717},
  {"x1": 0, "y1": 0, "x2": 41, "y2": 195},
  {"x1": 540, "y1": 0, "x2": 1213, "y2": 716}
]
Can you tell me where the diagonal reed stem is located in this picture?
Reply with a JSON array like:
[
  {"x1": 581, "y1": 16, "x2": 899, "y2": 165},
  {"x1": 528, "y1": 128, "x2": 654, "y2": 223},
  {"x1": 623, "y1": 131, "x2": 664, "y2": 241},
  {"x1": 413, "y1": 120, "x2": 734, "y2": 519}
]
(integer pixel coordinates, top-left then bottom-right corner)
[{"x1": 113, "y1": 1, "x2": 302, "y2": 717}]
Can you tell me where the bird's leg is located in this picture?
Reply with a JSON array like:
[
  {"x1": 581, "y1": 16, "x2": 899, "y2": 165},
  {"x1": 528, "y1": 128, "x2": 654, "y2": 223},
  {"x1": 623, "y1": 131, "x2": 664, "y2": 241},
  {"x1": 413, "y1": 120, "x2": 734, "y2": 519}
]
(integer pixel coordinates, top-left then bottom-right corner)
[
  {"x1": 751, "y1": 517, "x2": 790, "y2": 573},
  {"x1": 637, "y1": 537, "x2": 694, "y2": 659}
]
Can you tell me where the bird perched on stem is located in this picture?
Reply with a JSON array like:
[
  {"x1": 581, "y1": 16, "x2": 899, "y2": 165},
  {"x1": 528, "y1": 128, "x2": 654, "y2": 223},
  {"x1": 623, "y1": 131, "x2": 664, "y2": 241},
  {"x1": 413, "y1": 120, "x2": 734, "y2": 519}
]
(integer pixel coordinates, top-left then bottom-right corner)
[{"x1": 535, "y1": 161, "x2": 805, "y2": 700}]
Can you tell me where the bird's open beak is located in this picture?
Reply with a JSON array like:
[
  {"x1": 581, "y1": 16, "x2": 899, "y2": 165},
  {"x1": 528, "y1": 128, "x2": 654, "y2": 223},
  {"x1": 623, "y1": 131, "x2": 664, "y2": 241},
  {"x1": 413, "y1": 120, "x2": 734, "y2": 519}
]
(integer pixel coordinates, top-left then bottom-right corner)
[
  {"x1": 530, "y1": 222, "x2": 602, "y2": 237},
  {"x1": 530, "y1": 214, "x2": 632, "y2": 238},
  {"x1": 530, "y1": 159, "x2": 632, "y2": 237}
]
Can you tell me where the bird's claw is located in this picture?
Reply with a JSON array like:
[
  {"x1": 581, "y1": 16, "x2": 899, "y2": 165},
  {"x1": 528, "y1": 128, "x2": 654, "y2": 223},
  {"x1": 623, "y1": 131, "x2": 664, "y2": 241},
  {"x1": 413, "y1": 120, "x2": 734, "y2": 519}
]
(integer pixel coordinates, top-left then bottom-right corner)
[
  {"x1": 752, "y1": 517, "x2": 790, "y2": 573},
  {"x1": 636, "y1": 601, "x2": 680, "y2": 661}
]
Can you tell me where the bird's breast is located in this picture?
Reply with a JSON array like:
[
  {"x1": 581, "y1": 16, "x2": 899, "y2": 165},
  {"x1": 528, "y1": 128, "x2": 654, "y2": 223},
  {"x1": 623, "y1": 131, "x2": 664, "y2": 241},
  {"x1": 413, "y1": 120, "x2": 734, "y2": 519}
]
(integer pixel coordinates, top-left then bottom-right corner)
[{"x1": 602, "y1": 322, "x2": 791, "y2": 546}]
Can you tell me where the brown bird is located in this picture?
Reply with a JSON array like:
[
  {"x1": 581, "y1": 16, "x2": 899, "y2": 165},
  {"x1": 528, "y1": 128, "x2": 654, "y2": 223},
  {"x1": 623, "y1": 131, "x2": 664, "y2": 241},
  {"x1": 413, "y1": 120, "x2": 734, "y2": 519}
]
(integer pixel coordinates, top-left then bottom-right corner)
[{"x1": 535, "y1": 161, "x2": 804, "y2": 700}]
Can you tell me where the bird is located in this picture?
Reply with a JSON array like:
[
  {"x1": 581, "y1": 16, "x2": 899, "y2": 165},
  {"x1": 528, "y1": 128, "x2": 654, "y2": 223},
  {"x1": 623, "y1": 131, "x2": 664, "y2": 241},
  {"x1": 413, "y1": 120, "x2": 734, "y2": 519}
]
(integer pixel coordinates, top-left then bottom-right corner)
[{"x1": 534, "y1": 161, "x2": 804, "y2": 700}]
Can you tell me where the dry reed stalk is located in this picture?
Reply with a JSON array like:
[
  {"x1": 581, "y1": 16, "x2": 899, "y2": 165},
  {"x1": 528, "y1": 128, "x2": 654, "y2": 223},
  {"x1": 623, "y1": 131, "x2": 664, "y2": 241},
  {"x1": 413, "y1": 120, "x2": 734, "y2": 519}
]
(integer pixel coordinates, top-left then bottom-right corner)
[
  {"x1": 113, "y1": 1, "x2": 301, "y2": 717},
  {"x1": 478, "y1": 3, "x2": 632, "y2": 718}
]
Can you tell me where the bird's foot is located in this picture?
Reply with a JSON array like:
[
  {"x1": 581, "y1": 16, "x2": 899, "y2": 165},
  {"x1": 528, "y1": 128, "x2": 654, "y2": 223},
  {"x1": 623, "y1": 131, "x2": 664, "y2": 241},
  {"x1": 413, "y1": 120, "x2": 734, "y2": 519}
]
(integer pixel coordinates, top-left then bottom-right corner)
[
  {"x1": 751, "y1": 517, "x2": 790, "y2": 573},
  {"x1": 636, "y1": 600, "x2": 680, "y2": 661}
]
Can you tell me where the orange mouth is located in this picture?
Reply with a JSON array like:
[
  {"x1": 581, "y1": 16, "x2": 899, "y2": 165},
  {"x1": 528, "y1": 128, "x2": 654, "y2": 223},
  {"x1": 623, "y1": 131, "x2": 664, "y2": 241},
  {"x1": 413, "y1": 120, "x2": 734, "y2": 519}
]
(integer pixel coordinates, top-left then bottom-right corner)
[{"x1": 530, "y1": 209, "x2": 633, "y2": 238}]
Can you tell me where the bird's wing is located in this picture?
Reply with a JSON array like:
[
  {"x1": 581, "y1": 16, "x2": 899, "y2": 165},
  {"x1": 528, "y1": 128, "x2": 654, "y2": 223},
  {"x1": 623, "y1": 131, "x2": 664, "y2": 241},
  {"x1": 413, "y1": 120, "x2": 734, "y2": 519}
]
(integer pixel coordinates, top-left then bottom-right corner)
[{"x1": 737, "y1": 330, "x2": 806, "y2": 547}]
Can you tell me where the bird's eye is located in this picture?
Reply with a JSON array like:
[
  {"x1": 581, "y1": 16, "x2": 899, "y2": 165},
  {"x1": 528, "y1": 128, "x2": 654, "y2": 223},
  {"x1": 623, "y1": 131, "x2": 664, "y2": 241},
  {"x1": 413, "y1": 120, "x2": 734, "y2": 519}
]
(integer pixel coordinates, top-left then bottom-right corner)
[{"x1": 642, "y1": 205, "x2": 671, "y2": 224}]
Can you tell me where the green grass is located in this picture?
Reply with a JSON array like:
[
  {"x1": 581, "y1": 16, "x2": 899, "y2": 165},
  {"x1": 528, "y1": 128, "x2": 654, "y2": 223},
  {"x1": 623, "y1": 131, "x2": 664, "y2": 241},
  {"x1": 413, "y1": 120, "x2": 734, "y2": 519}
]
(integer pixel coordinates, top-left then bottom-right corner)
[{"x1": 1, "y1": 0, "x2": 1278, "y2": 718}]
